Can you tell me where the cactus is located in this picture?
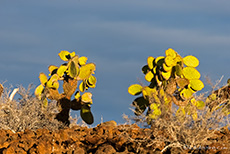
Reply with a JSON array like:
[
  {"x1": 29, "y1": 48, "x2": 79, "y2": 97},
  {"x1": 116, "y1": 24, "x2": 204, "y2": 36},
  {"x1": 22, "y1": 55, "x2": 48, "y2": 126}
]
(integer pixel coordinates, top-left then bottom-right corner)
[
  {"x1": 35, "y1": 51, "x2": 96, "y2": 125},
  {"x1": 128, "y1": 48, "x2": 205, "y2": 123}
]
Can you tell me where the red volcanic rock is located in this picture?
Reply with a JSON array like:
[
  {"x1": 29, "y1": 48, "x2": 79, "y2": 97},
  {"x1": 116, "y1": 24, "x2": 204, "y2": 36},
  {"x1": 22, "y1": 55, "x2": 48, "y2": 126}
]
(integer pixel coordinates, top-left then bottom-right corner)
[{"x1": 0, "y1": 123, "x2": 229, "y2": 153}]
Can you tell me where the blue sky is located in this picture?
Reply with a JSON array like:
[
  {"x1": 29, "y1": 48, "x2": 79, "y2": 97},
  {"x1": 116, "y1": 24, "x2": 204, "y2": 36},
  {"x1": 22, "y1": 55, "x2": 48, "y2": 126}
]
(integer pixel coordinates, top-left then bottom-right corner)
[{"x1": 1, "y1": 0, "x2": 230, "y2": 126}]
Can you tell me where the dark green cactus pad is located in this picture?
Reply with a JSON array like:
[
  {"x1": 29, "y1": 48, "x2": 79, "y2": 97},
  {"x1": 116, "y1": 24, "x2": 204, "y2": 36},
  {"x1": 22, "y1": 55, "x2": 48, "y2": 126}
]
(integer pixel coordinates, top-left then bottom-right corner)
[
  {"x1": 142, "y1": 65, "x2": 149, "y2": 75},
  {"x1": 68, "y1": 61, "x2": 78, "y2": 78},
  {"x1": 80, "y1": 105, "x2": 94, "y2": 124},
  {"x1": 132, "y1": 96, "x2": 149, "y2": 116}
]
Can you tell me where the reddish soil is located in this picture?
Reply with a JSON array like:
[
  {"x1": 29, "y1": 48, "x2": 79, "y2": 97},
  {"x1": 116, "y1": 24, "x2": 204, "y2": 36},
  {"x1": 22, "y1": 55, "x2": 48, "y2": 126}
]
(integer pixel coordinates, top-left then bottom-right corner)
[{"x1": 0, "y1": 123, "x2": 229, "y2": 154}]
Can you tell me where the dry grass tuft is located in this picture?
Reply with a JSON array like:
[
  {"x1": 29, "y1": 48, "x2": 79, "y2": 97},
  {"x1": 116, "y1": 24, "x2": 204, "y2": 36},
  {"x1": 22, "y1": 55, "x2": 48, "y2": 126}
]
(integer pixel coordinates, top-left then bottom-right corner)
[
  {"x1": 0, "y1": 84, "x2": 66, "y2": 132},
  {"x1": 126, "y1": 78, "x2": 230, "y2": 153}
]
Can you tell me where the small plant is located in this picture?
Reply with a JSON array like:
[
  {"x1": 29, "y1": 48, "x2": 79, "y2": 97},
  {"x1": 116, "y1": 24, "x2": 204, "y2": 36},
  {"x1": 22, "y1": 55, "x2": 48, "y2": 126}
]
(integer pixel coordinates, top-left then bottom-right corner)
[
  {"x1": 206, "y1": 79, "x2": 230, "y2": 115},
  {"x1": 35, "y1": 51, "x2": 97, "y2": 125},
  {"x1": 0, "y1": 85, "x2": 64, "y2": 132},
  {"x1": 128, "y1": 48, "x2": 205, "y2": 123}
]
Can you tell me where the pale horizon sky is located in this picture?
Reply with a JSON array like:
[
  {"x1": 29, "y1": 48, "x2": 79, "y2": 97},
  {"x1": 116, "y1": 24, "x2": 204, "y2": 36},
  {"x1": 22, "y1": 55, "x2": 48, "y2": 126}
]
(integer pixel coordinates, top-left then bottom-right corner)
[{"x1": 1, "y1": 0, "x2": 230, "y2": 126}]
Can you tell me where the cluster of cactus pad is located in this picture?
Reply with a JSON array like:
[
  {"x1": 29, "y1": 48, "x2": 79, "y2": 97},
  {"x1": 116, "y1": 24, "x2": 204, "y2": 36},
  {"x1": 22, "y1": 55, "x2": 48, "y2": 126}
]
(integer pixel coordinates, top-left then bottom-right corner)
[
  {"x1": 128, "y1": 48, "x2": 205, "y2": 121},
  {"x1": 35, "y1": 51, "x2": 96, "y2": 125}
]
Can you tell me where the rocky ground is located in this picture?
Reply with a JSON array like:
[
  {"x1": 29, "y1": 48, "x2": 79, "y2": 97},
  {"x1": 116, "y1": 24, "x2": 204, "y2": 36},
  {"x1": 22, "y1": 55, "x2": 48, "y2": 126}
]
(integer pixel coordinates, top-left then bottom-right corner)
[{"x1": 0, "y1": 121, "x2": 229, "y2": 154}]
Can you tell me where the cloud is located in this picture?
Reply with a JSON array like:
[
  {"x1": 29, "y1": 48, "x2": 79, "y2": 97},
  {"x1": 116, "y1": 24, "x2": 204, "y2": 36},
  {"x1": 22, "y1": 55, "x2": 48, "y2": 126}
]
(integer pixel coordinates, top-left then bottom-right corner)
[
  {"x1": 67, "y1": 19, "x2": 230, "y2": 56},
  {"x1": 1, "y1": 0, "x2": 230, "y2": 125}
]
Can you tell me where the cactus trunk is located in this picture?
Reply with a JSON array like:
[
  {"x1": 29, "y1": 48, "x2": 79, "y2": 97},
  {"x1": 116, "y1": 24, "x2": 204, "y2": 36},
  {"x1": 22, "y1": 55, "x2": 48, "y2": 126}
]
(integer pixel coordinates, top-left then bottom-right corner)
[{"x1": 55, "y1": 98, "x2": 71, "y2": 126}]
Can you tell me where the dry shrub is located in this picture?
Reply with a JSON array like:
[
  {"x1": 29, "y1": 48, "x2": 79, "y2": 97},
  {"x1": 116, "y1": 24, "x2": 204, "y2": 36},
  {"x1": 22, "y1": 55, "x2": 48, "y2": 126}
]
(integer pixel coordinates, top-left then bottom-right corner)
[
  {"x1": 0, "y1": 85, "x2": 65, "y2": 132},
  {"x1": 127, "y1": 78, "x2": 230, "y2": 153}
]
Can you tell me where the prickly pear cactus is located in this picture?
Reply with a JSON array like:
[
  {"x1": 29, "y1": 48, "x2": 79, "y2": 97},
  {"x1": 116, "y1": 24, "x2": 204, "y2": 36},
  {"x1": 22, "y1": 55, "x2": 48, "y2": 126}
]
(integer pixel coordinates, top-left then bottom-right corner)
[
  {"x1": 128, "y1": 48, "x2": 205, "y2": 122},
  {"x1": 35, "y1": 51, "x2": 96, "y2": 125}
]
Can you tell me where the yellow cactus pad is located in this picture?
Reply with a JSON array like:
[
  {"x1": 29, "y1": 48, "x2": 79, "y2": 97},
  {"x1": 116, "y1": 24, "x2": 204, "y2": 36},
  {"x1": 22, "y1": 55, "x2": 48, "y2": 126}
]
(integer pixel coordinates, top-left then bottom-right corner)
[
  {"x1": 46, "y1": 80, "x2": 53, "y2": 88},
  {"x1": 180, "y1": 88, "x2": 194, "y2": 99},
  {"x1": 153, "y1": 66, "x2": 157, "y2": 74},
  {"x1": 147, "y1": 56, "x2": 155, "y2": 69},
  {"x1": 88, "y1": 75, "x2": 96, "y2": 85},
  {"x1": 182, "y1": 67, "x2": 201, "y2": 80},
  {"x1": 53, "y1": 81, "x2": 59, "y2": 89},
  {"x1": 70, "y1": 51, "x2": 76, "y2": 58},
  {"x1": 57, "y1": 65, "x2": 68, "y2": 77},
  {"x1": 159, "y1": 88, "x2": 165, "y2": 97},
  {"x1": 77, "y1": 63, "x2": 96, "y2": 80},
  {"x1": 161, "y1": 70, "x2": 171, "y2": 80},
  {"x1": 175, "y1": 55, "x2": 183, "y2": 63},
  {"x1": 189, "y1": 79, "x2": 204, "y2": 91},
  {"x1": 79, "y1": 81, "x2": 86, "y2": 92},
  {"x1": 128, "y1": 84, "x2": 143, "y2": 96},
  {"x1": 149, "y1": 103, "x2": 161, "y2": 119},
  {"x1": 50, "y1": 74, "x2": 59, "y2": 82},
  {"x1": 81, "y1": 92, "x2": 93, "y2": 103},
  {"x1": 209, "y1": 93, "x2": 217, "y2": 101},
  {"x1": 142, "y1": 87, "x2": 157, "y2": 98},
  {"x1": 39, "y1": 73, "x2": 48, "y2": 86},
  {"x1": 163, "y1": 63, "x2": 172, "y2": 72},
  {"x1": 87, "y1": 75, "x2": 97, "y2": 88},
  {"x1": 196, "y1": 100, "x2": 205, "y2": 110},
  {"x1": 74, "y1": 91, "x2": 81, "y2": 99},
  {"x1": 165, "y1": 48, "x2": 177, "y2": 58},
  {"x1": 35, "y1": 84, "x2": 44, "y2": 99},
  {"x1": 145, "y1": 71, "x2": 154, "y2": 82},
  {"x1": 191, "y1": 98, "x2": 197, "y2": 106},
  {"x1": 79, "y1": 56, "x2": 88, "y2": 66},
  {"x1": 150, "y1": 103, "x2": 160, "y2": 110},
  {"x1": 165, "y1": 56, "x2": 176, "y2": 67},
  {"x1": 48, "y1": 65, "x2": 58, "y2": 76},
  {"x1": 183, "y1": 55, "x2": 199, "y2": 67},
  {"x1": 58, "y1": 50, "x2": 71, "y2": 61}
]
